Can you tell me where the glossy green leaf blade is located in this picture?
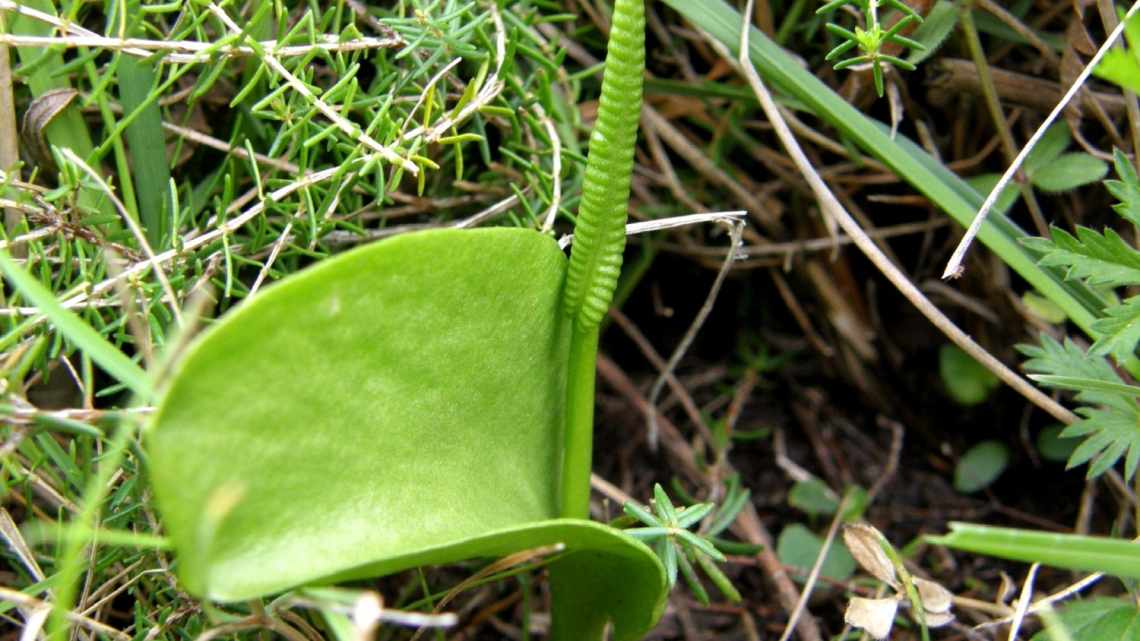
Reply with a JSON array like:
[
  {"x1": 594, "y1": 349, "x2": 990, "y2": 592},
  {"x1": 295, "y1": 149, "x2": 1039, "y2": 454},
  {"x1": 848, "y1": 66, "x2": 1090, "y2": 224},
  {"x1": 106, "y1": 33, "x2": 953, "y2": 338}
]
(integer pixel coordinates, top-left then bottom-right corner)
[
  {"x1": 930, "y1": 522, "x2": 1140, "y2": 578},
  {"x1": 324, "y1": 518, "x2": 666, "y2": 641},
  {"x1": 148, "y1": 228, "x2": 573, "y2": 600}
]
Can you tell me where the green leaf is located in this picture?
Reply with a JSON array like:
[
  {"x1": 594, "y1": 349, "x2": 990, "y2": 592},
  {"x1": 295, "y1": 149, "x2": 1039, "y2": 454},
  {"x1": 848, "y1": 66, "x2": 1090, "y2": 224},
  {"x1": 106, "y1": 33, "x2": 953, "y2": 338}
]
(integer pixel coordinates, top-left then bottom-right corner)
[
  {"x1": 1036, "y1": 424, "x2": 1079, "y2": 463},
  {"x1": 663, "y1": 0, "x2": 1106, "y2": 339},
  {"x1": 965, "y1": 174, "x2": 1019, "y2": 217},
  {"x1": 776, "y1": 523, "x2": 855, "y2": 582},
  {"x1": 1019, "y1": 335, "x2": 1128, "y2": 409},
  {"x1": 1090, "y1": 295, "x2": 1140, "y2": 360},
  {"x1": 1096, "y1": 49, "x2": 1140, "y2": 95},
  {"x1": 787, "y1": 479, "x2": 839, "y2": 516},
  {"x1": 147, "y1": 229, "x2": 665, "y2": 641},
  {"x1": 953, "y1": 441, "x2": 1009, "y2": 493},
  {"x1": 1031, "y1": 598, "x2": 1140, "y2": 641},
  {"x1": 1025, "y1": 226, "x2": 1140, "y2": 288},
  {"x1": 939, "y1": 344, "x2": 1000, "y2": 406},
  {"x1": 1024, "y1": 123, "x2": 1072, "y2": 173},
  {"x1": 1106, "y1": 147, "x2": 1140, "y2": 228},
  {"x1": 119, "y1": 54, "x2": 173, "y2": 247},
  {"x1": 0, "y1": 250, "x2": 152, "y2": 399},
  {"x1": 930, "y1": 523, "x2": 1140, "y2": 579},
  {"x1": 1022, "y1": 291, "x2": 1068, "y2": 324},
  {"x1": 1029, "y1": 375, "x2": 1140, "y2": 398},
  {"x1": 1063, "y1": 406, "x2": 1140, "y2": 480},
  {"x1": 1029, "y1": 153, "x2": 1109, "y2": 193},
  {"x1": 905, "y1": 0, "x2": 957, "y2": 65}
]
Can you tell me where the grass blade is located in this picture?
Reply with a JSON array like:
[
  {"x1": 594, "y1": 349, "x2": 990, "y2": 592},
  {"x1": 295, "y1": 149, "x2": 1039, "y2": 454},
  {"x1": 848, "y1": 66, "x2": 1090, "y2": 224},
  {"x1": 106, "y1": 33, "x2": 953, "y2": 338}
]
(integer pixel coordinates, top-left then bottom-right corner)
[
  {"x1": 929, "y1": 522, "x2": 1140, "y2": 578},
  {"x1": 660, "y1": 0, "x2": 1104, "y2": 336},
  {"x1": 0, "y1": 250, "x2": 152, "y2": 399}
]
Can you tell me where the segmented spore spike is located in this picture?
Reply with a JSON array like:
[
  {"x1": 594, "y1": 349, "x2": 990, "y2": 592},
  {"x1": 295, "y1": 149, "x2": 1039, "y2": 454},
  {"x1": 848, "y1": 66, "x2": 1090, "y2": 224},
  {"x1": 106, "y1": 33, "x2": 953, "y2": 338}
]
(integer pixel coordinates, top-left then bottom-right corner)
[{"x1": 563, "y1": 0, "x2": 645, "y2": 328}]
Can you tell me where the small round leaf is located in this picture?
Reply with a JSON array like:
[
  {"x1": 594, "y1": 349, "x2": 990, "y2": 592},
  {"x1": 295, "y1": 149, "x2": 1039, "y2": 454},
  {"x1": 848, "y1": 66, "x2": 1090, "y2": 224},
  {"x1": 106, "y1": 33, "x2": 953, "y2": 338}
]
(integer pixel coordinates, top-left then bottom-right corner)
[
  {"x1": 1037, "y1": 424, "x2": 1079, "y2": 463},
  {"x1": 939, "y1": 345, "x2": 1000, "y2": 406},
  {"x1": 954, "y1": 440, "x2": 1010, "y2": 493}
]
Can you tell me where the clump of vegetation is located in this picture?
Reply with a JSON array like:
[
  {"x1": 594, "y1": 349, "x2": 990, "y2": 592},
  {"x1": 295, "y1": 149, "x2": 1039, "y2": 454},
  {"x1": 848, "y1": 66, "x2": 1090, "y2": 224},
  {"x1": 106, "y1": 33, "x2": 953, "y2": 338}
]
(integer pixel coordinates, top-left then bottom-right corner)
[{"x1": 6, "y1": 1, "x2": 1140, "y2": 640}]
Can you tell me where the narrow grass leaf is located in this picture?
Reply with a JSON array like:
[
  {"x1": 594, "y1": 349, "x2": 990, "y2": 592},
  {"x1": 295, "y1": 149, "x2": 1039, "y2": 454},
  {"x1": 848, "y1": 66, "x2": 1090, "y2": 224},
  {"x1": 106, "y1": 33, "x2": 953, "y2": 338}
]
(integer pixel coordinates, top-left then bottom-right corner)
[
  {"x1": 661, "y1": 0, "x2": 1103, "y2": 336},
  {"x1": 0, "y1": 251, "x2": 152, "y2": 399},
  {"x1": 930, "y1": 523, "x2": 1140, "y2": 578}
]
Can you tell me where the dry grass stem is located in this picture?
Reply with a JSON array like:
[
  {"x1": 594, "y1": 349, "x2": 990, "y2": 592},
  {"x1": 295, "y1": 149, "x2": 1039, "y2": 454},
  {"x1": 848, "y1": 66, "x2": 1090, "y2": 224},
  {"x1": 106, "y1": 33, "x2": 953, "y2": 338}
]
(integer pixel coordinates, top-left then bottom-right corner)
[
  {"x1": 646, "y1": 220, "x2": 744, "y2": 449},
  {"x1": 730, "y1": 0, "x2": 1079, "y2": 426},
  {"x1": 204, "y1": 3, "x2": 414, "y2": 173},
  {"x1": 943, "y1": 0, "x2": 1140, "y2": 279},
  {"x1": 57, "y1": 148, "x2": 183, "y2": 325}
]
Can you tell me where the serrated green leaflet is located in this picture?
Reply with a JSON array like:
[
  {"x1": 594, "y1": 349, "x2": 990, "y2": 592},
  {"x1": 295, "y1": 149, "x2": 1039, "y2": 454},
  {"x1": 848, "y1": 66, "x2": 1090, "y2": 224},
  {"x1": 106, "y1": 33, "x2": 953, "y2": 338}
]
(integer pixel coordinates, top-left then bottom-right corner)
[
  {"x1": 1027, "y1": 226, "x2": 1140, "y2": 288},
  {"x1": 1091, "y1": 296, "x2": 1140, "y2": 359},
  {"x1": 147, "y1": 228, "x2": 666, "y2": 640}
]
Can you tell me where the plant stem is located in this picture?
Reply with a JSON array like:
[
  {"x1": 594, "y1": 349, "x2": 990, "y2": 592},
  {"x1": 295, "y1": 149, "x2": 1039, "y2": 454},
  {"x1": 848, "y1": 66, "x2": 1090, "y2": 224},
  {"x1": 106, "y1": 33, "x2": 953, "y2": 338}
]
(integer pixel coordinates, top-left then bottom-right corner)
[
  {"x1": 0, "y1": 13, "x2": 20, "y2": 243},
  {"x1": 561, "y1": 325, "x2": 599, "y2": 518},
  {"x1": 958, "y1": 0, "x2": 1049, "y2": 237},
  {"x1": 663, "y1": 0, "x2": 1104, "y2": 335}
]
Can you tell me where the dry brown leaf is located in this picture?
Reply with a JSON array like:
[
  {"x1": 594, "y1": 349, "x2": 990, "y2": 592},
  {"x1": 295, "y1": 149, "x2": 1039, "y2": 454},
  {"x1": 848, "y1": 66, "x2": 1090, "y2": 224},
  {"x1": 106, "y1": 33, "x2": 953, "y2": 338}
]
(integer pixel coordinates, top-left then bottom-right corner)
[
  {"x1": 914, "y1": 577, "x2": 953, "y2": 614},
  {"x1": 844, "y1": 597, "x2": 899, "y2": 640},
  {"x1": 842, "y1": 523, "x2": 897, "y2": 587},
  {"x1": 925, "y1": 611, "x2": 955, "y2": 628}
]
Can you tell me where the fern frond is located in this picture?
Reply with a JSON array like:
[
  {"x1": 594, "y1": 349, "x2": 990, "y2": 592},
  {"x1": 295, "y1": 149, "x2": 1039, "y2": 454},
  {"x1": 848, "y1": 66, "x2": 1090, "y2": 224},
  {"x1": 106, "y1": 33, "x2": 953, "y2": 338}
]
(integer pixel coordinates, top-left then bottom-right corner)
[
  {"x1": 563, "y1": 0, "x2": 644, "y2": 329},
  {"x1": 1022, "y1": 226, "x2": 1140, "y2": 288}
]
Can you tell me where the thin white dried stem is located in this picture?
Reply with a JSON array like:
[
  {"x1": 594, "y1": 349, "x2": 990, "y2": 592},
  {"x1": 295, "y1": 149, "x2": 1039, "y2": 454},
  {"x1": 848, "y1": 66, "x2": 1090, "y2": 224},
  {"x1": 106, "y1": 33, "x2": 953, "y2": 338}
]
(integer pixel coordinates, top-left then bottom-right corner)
[
  {"x1": 0, "y1": 34, "x2": 402, "y2": 64},
  {"x1": 537, "y1": 104, "x2": 563, "y2": 232},
  {"x1": 0, "y1": 221, "x2": 55, "y2": 250},
  {"x1": 942, "y1": 0, "x2": 1140, "y2": 279},
  {"x1": 454, "y1": 193, "x2": 522, "y2": 229},
  {"x1": 729, "y1": 2, "x2": 1078, "y2": 425},
  {"x1": 18, "y1": 603, "x2": 49, "y2": 641},
  {"x1": 249, "y1": 220, "x2": 294, "y2": 298},
  {"x1": 205, "y1": 3, "x2": 415, "y2": 174},
  {"x1": 0, "y1": 508, "x2": 44, "y2": 581},
  {"x1": 773, "y1": 429, "x2": 823, "y2": 485},
  {"x1": 399, "y1": 57, "x2": 463, "y2": 132},
  {"x1": 974, "y1": 570, "x2": 1104, "y2": 630},
  {"x1": 0, "y1": 0, "x2": 401, "y2": 62},
  {"x1": 162, "y1": 122, "x2": 300, "y2": 174},
  {"x1": 557, "y1": 210, "x2": 747, "y2": 250},
  {"x1": 589, "y1": 472, "x2": 635, "y2": 505},
  {"x1": 57, "y1": 148, "x2": 183, "y2": 325},
  {"x1": 0, "y1": 26, "x2": 19, "y2": 237},
  {"x1": 6, "y1": 162, "x2": 360, "y2": 322},
  {"x1": 646, "y1": 220, "x2": 744, "y2": 449},
  {"x1": 1007, "y1": 563, "x2": 1039, "y2": 641},
  {"x1": 778, "y1": 506, "x2": 846, "y2": 641},
  {"x1": 402, "y1": 4, "x2": 507, "y2": 143},
  {"x1": 0, "y1": 586, "x2": 129, "y2": 641}
]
